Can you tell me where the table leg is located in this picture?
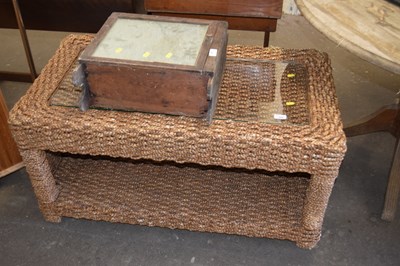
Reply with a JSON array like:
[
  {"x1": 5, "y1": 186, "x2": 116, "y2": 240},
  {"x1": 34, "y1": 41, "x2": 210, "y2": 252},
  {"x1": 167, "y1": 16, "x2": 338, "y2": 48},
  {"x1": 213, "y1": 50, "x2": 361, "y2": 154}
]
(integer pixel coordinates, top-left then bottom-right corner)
[
  {"x1": 345, "y1": 103, "x2": 400, "y2": 221},
  {"x1": 344, "y1": 104, "x2": 399, "y2": 137},
  {"x1": 300, "y1": 172, "x2": 337, "y2": 248},
  {"x1": 20, "y1": 149, "x2": 61, "y2": 222},
  {"x1": 382, "y1": 138, "x2": 400, "y2": 221}
]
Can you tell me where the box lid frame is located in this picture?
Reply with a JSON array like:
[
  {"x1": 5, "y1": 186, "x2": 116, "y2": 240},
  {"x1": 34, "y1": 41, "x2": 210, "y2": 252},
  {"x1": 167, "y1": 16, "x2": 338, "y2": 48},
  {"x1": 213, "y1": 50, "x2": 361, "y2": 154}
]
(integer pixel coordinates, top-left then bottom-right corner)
[{"x1": 79, "y1": 12, "x2": 228, "y2": 73}]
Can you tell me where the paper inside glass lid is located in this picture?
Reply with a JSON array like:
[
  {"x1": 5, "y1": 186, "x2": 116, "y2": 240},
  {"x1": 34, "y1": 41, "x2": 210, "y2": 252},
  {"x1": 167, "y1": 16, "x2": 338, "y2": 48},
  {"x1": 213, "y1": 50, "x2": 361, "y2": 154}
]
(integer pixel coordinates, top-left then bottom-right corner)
[{"x1": 91, "y1": 18, "x2": 209, "y2": 66}]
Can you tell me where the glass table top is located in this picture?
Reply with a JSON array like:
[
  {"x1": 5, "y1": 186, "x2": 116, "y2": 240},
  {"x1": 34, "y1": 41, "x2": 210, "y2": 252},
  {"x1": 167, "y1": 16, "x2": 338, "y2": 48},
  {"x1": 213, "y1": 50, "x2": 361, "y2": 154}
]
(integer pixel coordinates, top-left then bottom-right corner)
[
  {"x1": 91, "y1": 18, "x2": 209, "y2": 66},
  {"x1": 213, "y1": 58, "x2": 309, "y2": 125},
  {"x1": 49, "y1": 57, "x2": 310, "y2": 126}
]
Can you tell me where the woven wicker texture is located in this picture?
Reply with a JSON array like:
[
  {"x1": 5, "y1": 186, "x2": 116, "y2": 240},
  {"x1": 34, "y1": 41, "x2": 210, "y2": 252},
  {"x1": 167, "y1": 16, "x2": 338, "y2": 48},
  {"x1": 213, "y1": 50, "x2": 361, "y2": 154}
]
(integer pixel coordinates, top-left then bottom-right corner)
[
  {"x1": 45, "y1": 153, "x2": 318, "y2": 246},
  {"x1": 9, "y1": 35, "x2": 346, "y2": 248}
]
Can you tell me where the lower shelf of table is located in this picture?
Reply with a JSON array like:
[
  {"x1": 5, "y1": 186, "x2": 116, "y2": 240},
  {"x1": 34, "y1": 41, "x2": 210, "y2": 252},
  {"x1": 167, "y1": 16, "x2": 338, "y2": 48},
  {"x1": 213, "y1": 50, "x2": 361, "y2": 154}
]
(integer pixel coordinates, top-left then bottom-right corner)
[{"x1": 47, "y1": 153, "x2": 313, "y2": 244}]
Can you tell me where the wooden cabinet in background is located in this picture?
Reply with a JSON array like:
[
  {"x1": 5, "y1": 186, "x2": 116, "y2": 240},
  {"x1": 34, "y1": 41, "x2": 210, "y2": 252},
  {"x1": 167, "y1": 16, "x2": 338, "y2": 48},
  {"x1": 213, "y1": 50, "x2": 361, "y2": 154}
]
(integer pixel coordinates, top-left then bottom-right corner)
[
  {"x1": 0, "y1": 89, "x2": 23, "y2": 178},
  {"x1": 0, "y1": 0, "x2": 136, "y2": 33},
  {"x1": 144, "y1": 0, "x2": 284, "y2": 46}
]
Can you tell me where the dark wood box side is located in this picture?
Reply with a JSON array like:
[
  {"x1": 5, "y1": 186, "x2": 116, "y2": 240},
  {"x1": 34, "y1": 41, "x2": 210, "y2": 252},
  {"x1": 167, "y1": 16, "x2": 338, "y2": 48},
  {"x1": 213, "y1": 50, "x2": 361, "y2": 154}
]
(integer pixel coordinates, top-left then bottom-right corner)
[
  {"x1": 204, "y1": 24, "x2": 228, "y2": 122},
  {"x1": 84, "y1": 63, "x2": 211, "y2": 117}
]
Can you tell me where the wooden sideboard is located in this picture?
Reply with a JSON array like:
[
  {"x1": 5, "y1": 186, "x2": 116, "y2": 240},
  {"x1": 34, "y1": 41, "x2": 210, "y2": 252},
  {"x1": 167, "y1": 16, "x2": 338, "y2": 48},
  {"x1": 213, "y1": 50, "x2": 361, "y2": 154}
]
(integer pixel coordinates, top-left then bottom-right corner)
[{"x1": 144, "y1": 0, "x2": 284, "y2": 47}]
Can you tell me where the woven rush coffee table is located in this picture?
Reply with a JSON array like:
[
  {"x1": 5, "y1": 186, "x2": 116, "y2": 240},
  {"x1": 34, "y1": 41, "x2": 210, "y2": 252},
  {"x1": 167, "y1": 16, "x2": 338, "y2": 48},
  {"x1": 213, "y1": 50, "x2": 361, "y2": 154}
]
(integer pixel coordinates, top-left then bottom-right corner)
[{"x1": 9, "y1": 35, "x2": 346, "y2": 249}]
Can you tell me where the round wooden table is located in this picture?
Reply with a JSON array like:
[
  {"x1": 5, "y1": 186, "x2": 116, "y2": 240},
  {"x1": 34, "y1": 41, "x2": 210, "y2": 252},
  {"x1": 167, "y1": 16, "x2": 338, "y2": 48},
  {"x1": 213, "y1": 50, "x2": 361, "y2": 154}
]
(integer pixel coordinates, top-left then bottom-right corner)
[
  {"x1": 296, "y1": 0, "x2": 400, "y2": 221},
  {"x1": 296, "y1": 0, "x2": 400, "y2": 74}
]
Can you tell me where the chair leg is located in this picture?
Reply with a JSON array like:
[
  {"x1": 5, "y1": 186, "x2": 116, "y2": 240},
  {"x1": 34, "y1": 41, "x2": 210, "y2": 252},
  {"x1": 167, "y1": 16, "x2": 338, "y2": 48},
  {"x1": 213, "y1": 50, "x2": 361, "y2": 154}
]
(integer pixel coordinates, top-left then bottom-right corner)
[
  {"x1": 382, "y1": 138, "x2": 400, "y2": 221},
  {"x1": 12, "y1": 0, "x2": 37, "y2": 81},
  {"x1": 263, "y1": 31, "x2": 270, "y2": 47}
]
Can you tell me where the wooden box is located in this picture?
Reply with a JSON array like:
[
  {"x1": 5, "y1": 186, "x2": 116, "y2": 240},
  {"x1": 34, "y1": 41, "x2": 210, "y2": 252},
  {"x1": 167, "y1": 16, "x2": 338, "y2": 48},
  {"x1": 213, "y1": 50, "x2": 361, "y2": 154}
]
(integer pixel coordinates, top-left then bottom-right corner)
[{"x1": 77, "y1": 13, "x2": 228, "y2": 122}]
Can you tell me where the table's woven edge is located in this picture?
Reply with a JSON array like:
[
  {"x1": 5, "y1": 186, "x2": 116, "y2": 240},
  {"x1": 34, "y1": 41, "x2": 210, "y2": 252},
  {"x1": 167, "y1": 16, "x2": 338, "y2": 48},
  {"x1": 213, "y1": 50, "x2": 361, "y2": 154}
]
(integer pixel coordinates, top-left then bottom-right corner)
[{"x1": 9, "y1": 34, "x2": 346, "y2": 173}]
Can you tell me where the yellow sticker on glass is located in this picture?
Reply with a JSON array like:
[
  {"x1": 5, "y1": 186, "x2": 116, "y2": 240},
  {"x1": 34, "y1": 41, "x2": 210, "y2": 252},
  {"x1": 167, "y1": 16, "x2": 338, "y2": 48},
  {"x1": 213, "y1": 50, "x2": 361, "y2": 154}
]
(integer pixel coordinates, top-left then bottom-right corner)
[
  {"x1": 165, "y1": 52, "x2": 173, "y2": 59},
  {"x1": 115, "y1": 47, "x2": 123, "y2": 54},
  {"x1": 143, "y1": 52, "x2": 151, "y2": 58}
]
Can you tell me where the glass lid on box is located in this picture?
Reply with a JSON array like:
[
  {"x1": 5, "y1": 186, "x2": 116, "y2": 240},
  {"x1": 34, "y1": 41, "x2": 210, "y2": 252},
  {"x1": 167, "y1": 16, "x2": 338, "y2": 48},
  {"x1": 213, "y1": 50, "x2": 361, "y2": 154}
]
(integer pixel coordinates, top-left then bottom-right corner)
[{"x1": 91, "y1": 18, "x2": 209, "y2": 66}]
